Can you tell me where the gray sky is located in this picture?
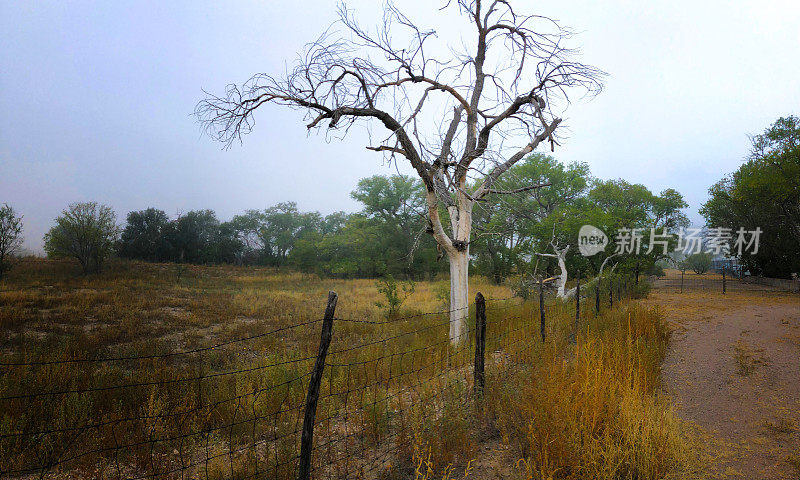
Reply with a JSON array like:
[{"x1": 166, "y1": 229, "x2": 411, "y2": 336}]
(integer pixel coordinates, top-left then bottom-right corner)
[{"x1": 2, "y1": 1, "x2": 799, "y2": 253}]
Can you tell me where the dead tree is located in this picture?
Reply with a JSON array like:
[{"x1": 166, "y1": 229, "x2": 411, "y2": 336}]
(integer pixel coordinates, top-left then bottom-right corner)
[{"x1": 196, "y1": 1, "x2": 604, "y2": 344}]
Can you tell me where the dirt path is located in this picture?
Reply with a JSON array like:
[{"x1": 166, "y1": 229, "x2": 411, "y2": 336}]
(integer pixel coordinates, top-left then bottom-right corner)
[{"x1": 645, "y1": 275, "x2": 800, "y2": 479}]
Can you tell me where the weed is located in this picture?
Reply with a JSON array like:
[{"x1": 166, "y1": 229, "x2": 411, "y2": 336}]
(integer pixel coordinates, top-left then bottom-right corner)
[
  {"x1": 763, "y1": 417, "x2": 797, "y2": 436},
  {"x1": 375, "y1": 274, "x2": 415, "y2": 318},
  {"x1": 733, "y1": 340, "x2": 769, "y2": 376},
  {"x1": 787, "y1": 453, "x2": 800, "y2": 478}
]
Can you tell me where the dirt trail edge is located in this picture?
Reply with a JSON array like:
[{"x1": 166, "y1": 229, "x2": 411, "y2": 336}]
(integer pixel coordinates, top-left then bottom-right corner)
[{"x1": 644, "y1": 275, "x2": 800, "y2": 479}]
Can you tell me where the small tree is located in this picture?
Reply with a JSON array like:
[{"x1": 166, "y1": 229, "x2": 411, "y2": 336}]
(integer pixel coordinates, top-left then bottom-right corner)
[
  {"x1": 685, "y1": 252, "x2": 712, "y2": 275},
  {"x1": 0, "y1": 204, "x2": 24, "y2": 280},
  {"x1": 375, "y1": 274, "x2": 415, "y2": 319},
  {"x1": 44, "y1": 202, "x2": 119, "y2": 273}
]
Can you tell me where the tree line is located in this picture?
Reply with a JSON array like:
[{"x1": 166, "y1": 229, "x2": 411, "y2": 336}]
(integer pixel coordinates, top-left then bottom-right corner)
[
  {"x1": 1, "y1": 153, "x2": 692, "y2": 282},
  {"x1": 2, "y1": 121, "x2": 795, "y2": 282},
  {"x1": 112, "y1": 174, "x2": 444, "y2": 279}
]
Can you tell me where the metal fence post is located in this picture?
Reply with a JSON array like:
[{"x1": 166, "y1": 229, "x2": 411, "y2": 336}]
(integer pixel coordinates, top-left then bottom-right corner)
[
  {"x1": 539, "y1": 278, "x2": 545, "y2": 342},
  {"x1": 473, "y1": 292, "x2": 486, "y2": 396},
  {"x1": 298, "y1": 291, "x2": 337, "y2": 480}
]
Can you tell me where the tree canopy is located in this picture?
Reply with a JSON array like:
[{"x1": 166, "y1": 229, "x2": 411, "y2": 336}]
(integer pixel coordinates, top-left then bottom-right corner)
[
  {"x1": 44, "y1": 202, "x2": 119, "y2": 274},
  {"x1": 0, "y1": 204, "x2": 24, "y2": 280},
  {"x1": 701, "y1": 116, "x2": 800, "y2": 278}
]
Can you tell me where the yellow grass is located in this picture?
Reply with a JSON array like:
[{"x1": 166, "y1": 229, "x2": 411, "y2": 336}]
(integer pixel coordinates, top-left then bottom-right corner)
[{"x1": 0, "y1": 258, "x2": 690, "y2": 479}]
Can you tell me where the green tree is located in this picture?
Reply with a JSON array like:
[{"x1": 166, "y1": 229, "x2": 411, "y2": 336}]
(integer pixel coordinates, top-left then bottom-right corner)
[
  {"x1": 523, "y1": 177, "x2": 687, "y2": 296},
  {"x1": 349, "y1": 175, "x2": 436, "y2": 278},
  {"x1": 229, "y1": 209, "x2": 267, "y2": 264},
  {"x1": 472, "y1": 154, "x2": 591, "y2": 283},
  {"x1": 166, "y1": 210, "x2": 243, "y2": 264},
  {"x1": 118, "y1": 208, "x2": 171, "y2": 261},
  {"x1": 44, "y1": 202, "x2": 119, "y2": 273},
  {"x1": 258, "y1": 202, "x2": 320, "y2": 266},
  {"x1": 583, "y1": 180, "x2": 688, "y2": 274},
  {"x1": 701, "y1": 116, "x2": 800, "y2": 278},
  {"x1": 685, "y1": 252, "x2": 712, "y2": 275},
  {"x1": 0, "y1": 204, "x2": 24, "y2": 280}
]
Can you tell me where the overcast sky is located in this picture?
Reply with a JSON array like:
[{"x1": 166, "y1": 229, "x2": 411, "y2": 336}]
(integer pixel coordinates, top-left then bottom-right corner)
[{"x1": 2, "y1": 1, "x2": 799, "y2": 253}]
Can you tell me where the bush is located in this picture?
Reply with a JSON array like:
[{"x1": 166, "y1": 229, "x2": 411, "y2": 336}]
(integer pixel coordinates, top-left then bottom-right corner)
[
  {"x1": 43, "y1": 202, "x2": 119, "y2": 273},
  {"x1": 684, "y1": 253, "x2": 712, "y2": 275},
  {"x1": 0, "y1": 204, "x2": 23, "y2": 281},
  {"x1": 375, "y1": 275, "x2": 415, "y2": 318},
  {"x1": 507, "y1": 274, "x2": 537, "y2": 300},
  {"x1": 648, "y1": 262, "x2": 666, "y2": 277}
]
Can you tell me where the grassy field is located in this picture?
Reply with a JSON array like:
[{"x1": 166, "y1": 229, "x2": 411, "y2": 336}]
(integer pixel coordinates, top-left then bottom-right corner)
[{"x1": 0, "y1": 259, "x2": 690, "y2": 479}]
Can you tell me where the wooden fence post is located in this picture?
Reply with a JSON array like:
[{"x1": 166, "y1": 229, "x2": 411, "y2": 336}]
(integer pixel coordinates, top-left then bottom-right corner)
[
  {"x1": 680, "y1": 269, "x2": 684, "y2": 294},
  {"x1": 635, "y1": 262, "x2": 640, "y2": 285},
  {"x1": 609, "y1": 278, "x2": 613, "y2": 308},
  {"x1": 474, "y1": 292, "x2": 486, "y2": 396},
  {"x1": 298, "y1": 291, "x2": 337, "y2": 480},
  {"x1": 722, "y1": 265, "x2": 726, "y2": 294},
  {"x1": 595, "y1": 282, "x2": 600, "y2": 316},
  {"x1": 575, "y1": 271, "x2": 581, "y2": 335},
  {"x1": 539, "y1": 278, "x2": 545, "y2": 342}
]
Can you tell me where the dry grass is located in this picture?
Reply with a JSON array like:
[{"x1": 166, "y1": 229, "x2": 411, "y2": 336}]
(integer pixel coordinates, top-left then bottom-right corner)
[
  {"x1": 483, "y1": 303, "x2": 693, "y2": 480},
  {"x1": 787, "y1": 453, "x2": 800, "y2": 478},
  {"x1": 0, "y1": 258, "x2": 689, "y2": 479},
  {"x1": 733, "y1": 340, "x2": 770, "y2": 376}
]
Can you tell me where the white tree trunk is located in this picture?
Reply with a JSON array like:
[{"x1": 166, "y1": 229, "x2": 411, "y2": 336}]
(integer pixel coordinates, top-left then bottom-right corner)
[
  {"x1": 424, "y1": 187, "x2": 472, "y2": 346},
  {"x1": 448, "y1": 248, "x2": 470, "y2": 345},
  {"x1": 538, "y1": 245, "x2": 575, "y2": 299},
  {"x1": 553, "y1": 249, "x2": 569, "y2": 298}
]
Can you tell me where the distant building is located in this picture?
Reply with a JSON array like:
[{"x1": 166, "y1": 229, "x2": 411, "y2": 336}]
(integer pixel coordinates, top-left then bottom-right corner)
[{"x1": 711, "y1": 255, "x2": 743, "y2": 276}]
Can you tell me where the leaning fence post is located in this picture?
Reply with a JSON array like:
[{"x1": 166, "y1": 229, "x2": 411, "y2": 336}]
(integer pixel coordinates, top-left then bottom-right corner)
[
  {"x1": 539, "y1": 278, "x2": 545, "y2": 342},
  {"x1": 473, "y1": 292, "x2": 486, "y2": 396},
  {"x1": 298, "y1": 291, "x2": 337, "y2": 480},
  {"x1": 722, "y1": 265, "x2": 726, "y2": 294}
]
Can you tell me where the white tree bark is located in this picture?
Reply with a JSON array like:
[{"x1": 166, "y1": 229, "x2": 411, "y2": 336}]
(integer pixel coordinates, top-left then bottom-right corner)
[
  {"x1": 448, "y1": 249, "x2": 470, "y2": 344},
  {"x1": 537, "y1": 245, "x2": 573, "y2": 298},
  {"x1": 536, "y1": 247, "x2": 618, "y2": 300},
  {"x1": 444, "y1": 188, "x2": 473, "y2": 344},
  {"x1": 423, "y1": 189, "x2": 474, "y2": 345}
]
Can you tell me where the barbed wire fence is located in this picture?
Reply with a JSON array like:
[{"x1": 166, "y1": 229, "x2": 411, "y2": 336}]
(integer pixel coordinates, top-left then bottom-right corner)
[{"x1": 0, "y1": 275, "x2": 642, "y2": 480}]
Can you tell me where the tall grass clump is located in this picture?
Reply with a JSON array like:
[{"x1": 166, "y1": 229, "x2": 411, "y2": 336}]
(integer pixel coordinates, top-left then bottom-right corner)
[{"x1": 485, "y1": 303, "x2": 690, "y2": 480}]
